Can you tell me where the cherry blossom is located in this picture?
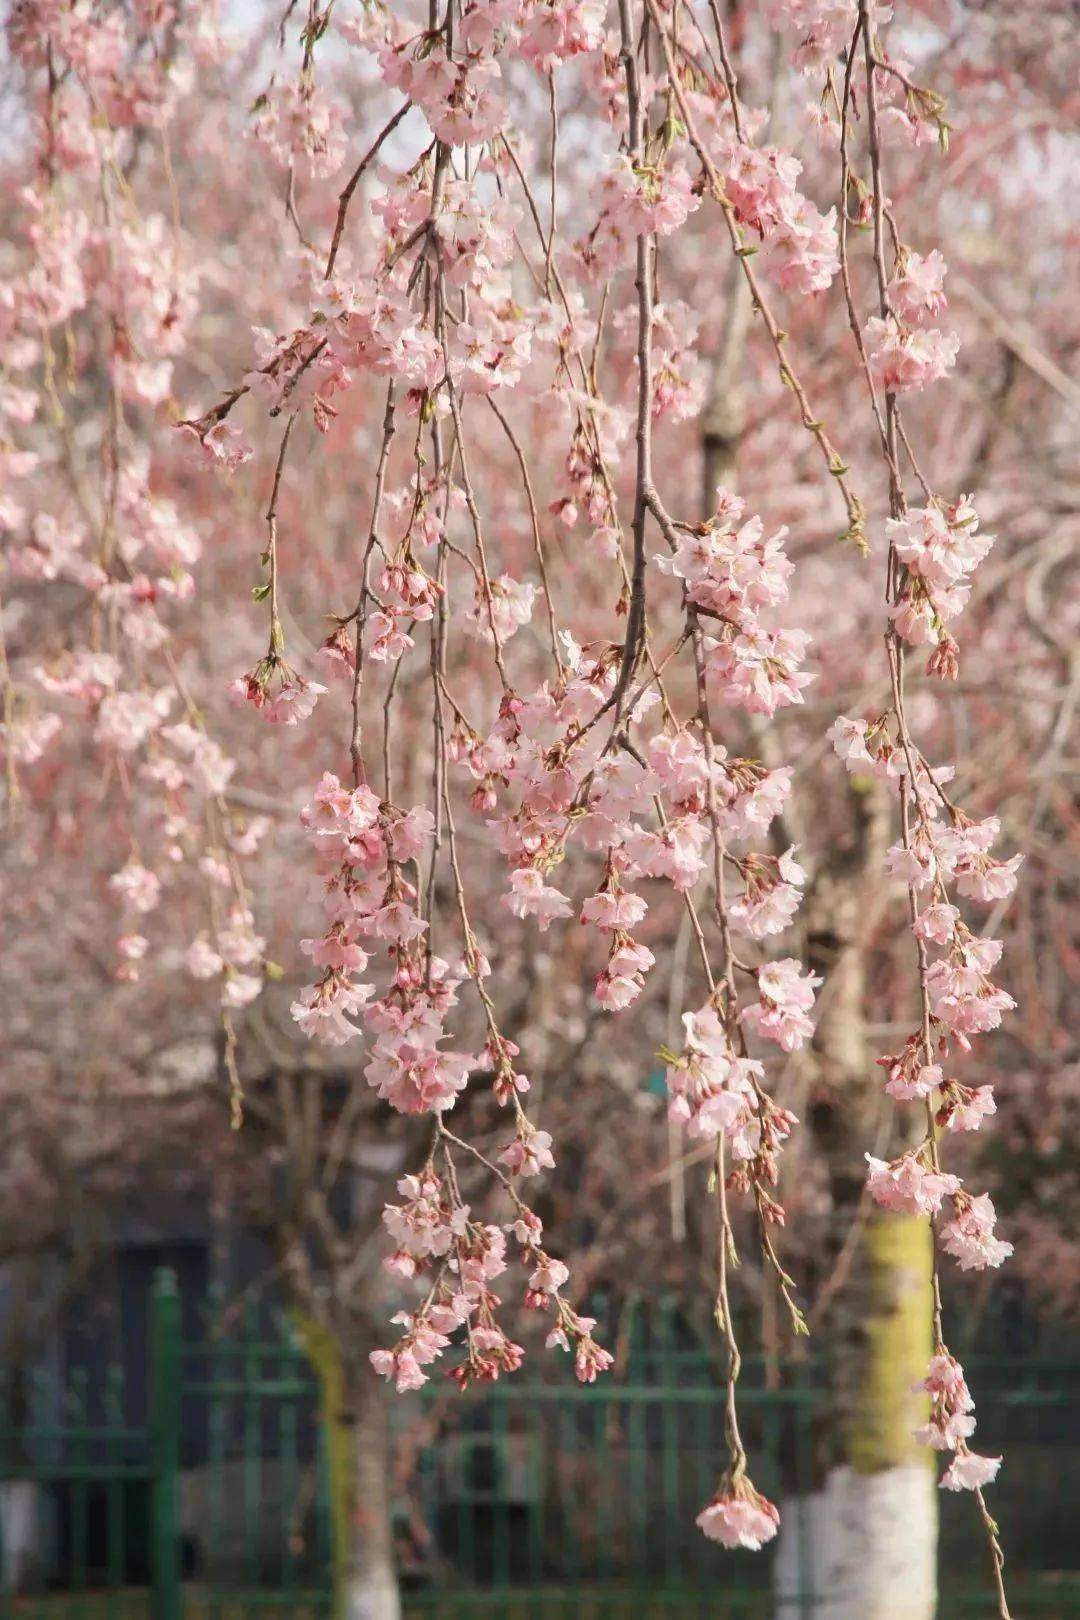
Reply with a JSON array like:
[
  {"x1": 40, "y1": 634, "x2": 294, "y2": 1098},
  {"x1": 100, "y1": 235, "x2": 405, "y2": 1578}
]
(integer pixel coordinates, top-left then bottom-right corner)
[
  {"x1": 696, "y1": 1477, "x2": 781, "y2": 1551},
  {"x1": 741, "y1": 959, "x2": 821, "y2": 1052},
  {"x1": 915, "y1": 1352, "x2": 976, "y2": 1452},
  {"x1": 865, "y1": 1152, "x2": 961, "y2": 1217},
  {"x1": 865, "y1": 314, "x2": 959, "y2": 394},
  {"x1": 940, "y1": 1191, "x2": 1014, "y2": 1273},
  {"x1": 941, "y1": 1452, "x2": 1003, "y2": 1493},
  {"x1": 250, "y1": 79, "x2": 348, "y2": 181},
  {"x1": 6, "y1": 0, "x2": 1040, "y2": 1585}
]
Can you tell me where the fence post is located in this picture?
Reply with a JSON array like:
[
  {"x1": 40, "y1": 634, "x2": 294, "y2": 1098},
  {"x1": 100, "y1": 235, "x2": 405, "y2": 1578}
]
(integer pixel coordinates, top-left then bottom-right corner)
[{"x1": 151, "y1": 1268, "x2": 182, "y2": 1620}]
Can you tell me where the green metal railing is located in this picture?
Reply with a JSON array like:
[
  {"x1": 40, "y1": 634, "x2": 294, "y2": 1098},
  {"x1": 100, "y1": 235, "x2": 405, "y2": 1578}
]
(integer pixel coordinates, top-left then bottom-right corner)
[
  {"x1": 1, "y1": 1271, "x2": 1078, "y2": 1618},
  {"x1": 151, "y1": 1275, "x2": 181, "y2": 1620},
  {"x1": 0, "y1": 1271, "x2": 331, "y2": 1619}
]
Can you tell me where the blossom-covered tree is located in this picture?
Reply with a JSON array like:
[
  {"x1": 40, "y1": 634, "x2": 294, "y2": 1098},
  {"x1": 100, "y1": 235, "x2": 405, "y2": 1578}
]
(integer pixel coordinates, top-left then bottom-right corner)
[{"x1": 2, "y1": 0, "x2": 1077, "y2": 1617}]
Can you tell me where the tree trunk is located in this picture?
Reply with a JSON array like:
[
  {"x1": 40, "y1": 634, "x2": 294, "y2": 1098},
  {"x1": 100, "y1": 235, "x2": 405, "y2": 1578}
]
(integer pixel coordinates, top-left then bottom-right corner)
[
  {"x1": 775, "y1": 1213, "x2": 936, "y2": 1618},
  {"x1": 343, "y1": 1372, "x2": 401, "y2": 1620},
  {"x1": 0, "y1": 1480, "x2": 43, "y2": 1592},
  {"x1": 774, "y1": 785, "x2": 937, "y2": 1618},
  {"x1": 701, "y1": 277, "x2": 752, "y2": 510},
  {"x1": 296, "y1": 1314, "x2": 401, "y2": 1620}
]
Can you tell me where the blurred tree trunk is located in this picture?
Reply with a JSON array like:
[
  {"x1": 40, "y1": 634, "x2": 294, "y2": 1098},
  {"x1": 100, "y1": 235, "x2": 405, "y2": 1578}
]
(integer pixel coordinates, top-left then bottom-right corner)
[
  {"x1": 773, "y1": 789, "x2": 936, "y2": 1618},
  {"x1": 343, "y1": 1372, "x2": 401, "y2": 1620},
  {"x1": 295, "y1": 1314, "x2": 401, "y2": 1620},
  {"x1": 701, "y1": 277, "x2": 752, "y2": 507}
]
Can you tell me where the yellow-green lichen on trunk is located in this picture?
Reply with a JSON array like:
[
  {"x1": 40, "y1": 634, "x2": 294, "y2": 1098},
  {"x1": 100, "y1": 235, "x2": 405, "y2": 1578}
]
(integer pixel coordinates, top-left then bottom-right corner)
[
  {"x1": 848, "y1": 1211, "x2": 935, "y2": 1475},
  {"x1": 292, "y1": 1312, "x2": 352, "y2": 1619}
]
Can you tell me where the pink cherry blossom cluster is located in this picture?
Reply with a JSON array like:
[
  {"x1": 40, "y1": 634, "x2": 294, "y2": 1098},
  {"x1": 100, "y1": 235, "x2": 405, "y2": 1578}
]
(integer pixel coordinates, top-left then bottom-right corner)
[
  {"x1": 2, "y1": 0, "x2": 267, "y2": 1034},
  {"x1": 161, "y1": 0, "x2": 1024, "y2": 1581},
  {"x1": 866, "y1": 1152, "x2": 1012, "y2": 1273},
  {"x1": 372, "y1": 1165, "x2": 611, "y2": 1390},
  {"x1": 767, "y1": 0, "x2": 891, "y2": 75},
  {"x1": 621, "y1": 18, "x2": 850, "y2": 305},
  {"x1": 865, "y1": 313, "x2": 958, "y2": 396},
  {"x1": 865, "y1": 245, "x2": 959, "y2": 397},
  {"x1": 250, "y1": 79, "x2": 348, "y2": 181},
  {"x1": 723, "y1": 142, "x2": 840, "y2": 295},
  {"x1": 916, "y1": 1353, "x2": 1002, "y2": 1494},
  {"x1": 370, "y1": 0, "x2": 604, "y2": 152},
  {"x1": 830, "y1": 710, "x2": 1020, "y2": 1291},
  {"x1": 229, "y1": 662, "x2": 327, "y2": 726},
  {"x1": 291, "y1": 772, "x2": 440, "y2": 1053},
  {"x1": 648, "y1": 301, "x2": 707, "y2": 424},
  {"x1": 453, "y1": 485, "x2": 809, "y2": 1063},
  {"x1": 887, "y1": 495, "x2": 995, "y2": 669},
  {"x1": 290, "y1": 764, "x2": 610, "y2": 1379},
  {"x1": 583, "y1": 154, "x2": 702, "y2": 276},
  {"x1": 663, "y1": 1003, "x2": 800, "y2": 1230},
  {"x1": 812, "y1": 0, "x2": 1017, "y2": 1558},
  {"x1": 657, "y1": 490, "x2": 813, "y2": 717},
  {"x1": 197, "y1": 0, "x2": 863, "y2": 1552}
]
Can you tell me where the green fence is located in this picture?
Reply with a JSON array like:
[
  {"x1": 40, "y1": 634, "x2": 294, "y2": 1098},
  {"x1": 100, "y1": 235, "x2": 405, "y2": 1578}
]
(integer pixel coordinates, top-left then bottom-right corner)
[
  {"x1": 1, "y1": 1271, "x2": 1078, "y2": 1618},
  {"x1": 0, "y1": 1272, "x2": 332, "y2": 1619}
]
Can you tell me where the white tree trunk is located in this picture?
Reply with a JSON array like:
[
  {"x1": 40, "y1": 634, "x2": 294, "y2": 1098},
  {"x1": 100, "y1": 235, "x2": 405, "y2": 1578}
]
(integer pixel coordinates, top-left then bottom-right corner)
[
  {"x1": 292, "y1": 1310, "x2": 402, "y2": 1620},
  {"x1": 0, "y1": 1481, "x2": 42, "y2": 1592},
  {"x1": 345, "y1": 1560, "x2": 402, "y2": 1620},
  {"x1": 343, "y1": 1378, "x2": 402, "y2": 1620},
  {"x1": 775, "y1": 1463, "x2": 937, "y2": 1619}
]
